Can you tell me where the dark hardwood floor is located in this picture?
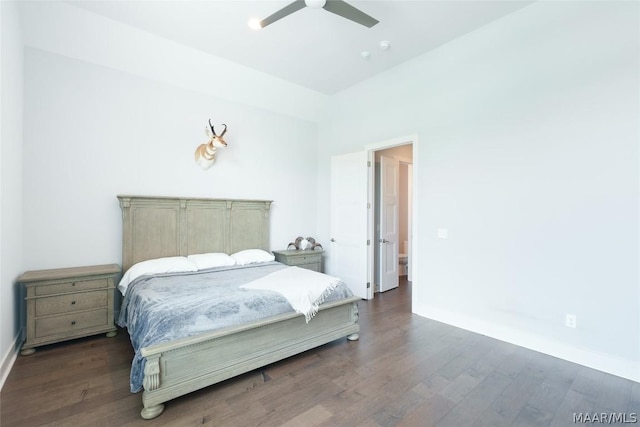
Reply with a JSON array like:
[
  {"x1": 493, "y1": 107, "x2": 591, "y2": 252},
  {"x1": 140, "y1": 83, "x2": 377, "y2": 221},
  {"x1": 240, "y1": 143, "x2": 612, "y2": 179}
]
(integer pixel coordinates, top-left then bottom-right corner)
[{"x1": 1, "y1": 278, "x2": 638, "y2": 426}]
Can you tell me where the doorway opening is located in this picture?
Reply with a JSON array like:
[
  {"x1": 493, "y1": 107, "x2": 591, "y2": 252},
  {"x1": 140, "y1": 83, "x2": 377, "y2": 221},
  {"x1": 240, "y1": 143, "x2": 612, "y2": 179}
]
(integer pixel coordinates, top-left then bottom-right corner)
[
  {"x1": 328, "y1": 134, "x2": 418, "y2": 307},
  {"x1": 372, "y1": 144, "x2": 413, "y2": 295}
]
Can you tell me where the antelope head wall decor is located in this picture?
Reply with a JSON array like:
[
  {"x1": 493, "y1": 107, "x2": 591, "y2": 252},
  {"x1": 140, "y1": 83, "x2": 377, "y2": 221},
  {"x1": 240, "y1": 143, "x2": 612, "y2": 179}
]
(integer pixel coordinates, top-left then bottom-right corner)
[{"x1": 195, "y1": 119, "x2": 228, "y2": 170}]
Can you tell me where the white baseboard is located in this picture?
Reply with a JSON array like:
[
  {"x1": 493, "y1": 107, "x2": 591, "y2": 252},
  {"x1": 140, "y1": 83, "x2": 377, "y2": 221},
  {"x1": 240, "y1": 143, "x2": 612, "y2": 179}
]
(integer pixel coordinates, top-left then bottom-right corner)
[
  {"x1": 414, "y1": 303, "x2": 640, "y2": 383},
  {"x1": 0, "y1": 331, "x2": 22, "y2": 391}
]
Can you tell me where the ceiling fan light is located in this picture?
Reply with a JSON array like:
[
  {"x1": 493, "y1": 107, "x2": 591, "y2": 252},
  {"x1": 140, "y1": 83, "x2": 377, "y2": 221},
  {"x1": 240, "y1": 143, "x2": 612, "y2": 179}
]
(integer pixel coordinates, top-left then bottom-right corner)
[
  {"x1": 305, "y1": 0, "x2": 327, "y2": 9},
  {"x1": 248, "y1": 18, "x2": 263, "y2": 30}
]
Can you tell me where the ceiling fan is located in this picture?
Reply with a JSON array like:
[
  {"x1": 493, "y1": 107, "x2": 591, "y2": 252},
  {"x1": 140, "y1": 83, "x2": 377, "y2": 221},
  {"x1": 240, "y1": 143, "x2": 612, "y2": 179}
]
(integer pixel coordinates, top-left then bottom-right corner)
[{"x1": 253, "y1": 0, "x2": 379, "y2": 29}]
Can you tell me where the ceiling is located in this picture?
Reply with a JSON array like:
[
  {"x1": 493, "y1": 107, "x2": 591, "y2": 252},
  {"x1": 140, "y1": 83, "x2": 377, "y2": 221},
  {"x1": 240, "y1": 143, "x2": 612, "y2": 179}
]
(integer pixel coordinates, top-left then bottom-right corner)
[{"x1": 68, "y1": 1, "x2": 534, "y2": 95}]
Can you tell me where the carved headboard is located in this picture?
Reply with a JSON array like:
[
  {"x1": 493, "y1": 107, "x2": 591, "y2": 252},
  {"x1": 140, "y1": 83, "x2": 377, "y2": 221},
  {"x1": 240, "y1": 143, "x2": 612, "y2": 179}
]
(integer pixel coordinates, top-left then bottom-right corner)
[{"x1": 118, "y1": 195, "x2": 273, "y2": 272}]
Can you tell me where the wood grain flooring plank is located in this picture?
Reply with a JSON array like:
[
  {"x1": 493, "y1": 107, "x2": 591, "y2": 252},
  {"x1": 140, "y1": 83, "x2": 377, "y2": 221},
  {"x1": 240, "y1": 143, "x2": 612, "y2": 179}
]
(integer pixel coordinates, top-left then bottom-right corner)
[
  {"x1": 592, "y1": 372, "x2": 633, "y2": 413},
  {"x1": 371, "y1": 389, "x2": 428, "y2": 427},
  {"x1": 512, "y1": 403, "x2": 554, "y2": 427},
  {"x1": 438, "y1": 371, "x2": 483, "y2": 404},
  {"x1": 397, "y1": 393, "x2": 457, "y2": 427},
  {"x1": 495, "y1": 345, "x2": 538, "y2": 380},
  {"x1": 413, "y1": 374, "x2": 451, "y2": 398},
  {"x1": 473, "y1": 365, "x2": 547, "y2": 427},
  {"x1": 570, "y1": 366, "x2": 605, "y2": 399},
  {"x1": 281, "y1": 404, "x2": 333, "y2": 427},
  {"x1": 628, "y1": 381, "x2": 640, "y2": 414},
  {"x1": 548, "y1": 389, "x2": 596, "y2": 427},
  {"x1": 435, "y1": 371, "x2": 513, "y2": 427},
  {"x1": 466, "y1": 339, "x2": 518, "y2": 379}
]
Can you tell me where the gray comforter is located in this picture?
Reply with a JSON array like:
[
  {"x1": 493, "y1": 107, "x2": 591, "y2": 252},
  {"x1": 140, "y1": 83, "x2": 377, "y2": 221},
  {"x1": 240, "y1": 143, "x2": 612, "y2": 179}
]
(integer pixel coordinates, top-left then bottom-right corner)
[{"x1": 117, "y1": 261, "x2": 354, "y2": 392}]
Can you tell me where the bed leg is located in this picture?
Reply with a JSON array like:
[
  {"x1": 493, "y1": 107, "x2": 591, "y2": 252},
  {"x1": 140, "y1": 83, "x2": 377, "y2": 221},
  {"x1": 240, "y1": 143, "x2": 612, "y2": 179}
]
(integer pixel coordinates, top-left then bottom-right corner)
[
  {"x1": 20, "y1": 347, "x2": 36, "y2": 356},
  {"x1": 347, "y1": 333, "x2": 359, "y2": 341},
  {"x1": 141, "y1": 404, "x2": 164, "y2": 420}
]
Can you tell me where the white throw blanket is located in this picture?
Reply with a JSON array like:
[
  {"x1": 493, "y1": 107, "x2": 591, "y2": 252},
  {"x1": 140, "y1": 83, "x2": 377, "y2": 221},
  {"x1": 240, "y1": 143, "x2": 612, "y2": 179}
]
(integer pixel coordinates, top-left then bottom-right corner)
[{"x1": 240, "y1": 266, "x2": 341, "y2": 322}]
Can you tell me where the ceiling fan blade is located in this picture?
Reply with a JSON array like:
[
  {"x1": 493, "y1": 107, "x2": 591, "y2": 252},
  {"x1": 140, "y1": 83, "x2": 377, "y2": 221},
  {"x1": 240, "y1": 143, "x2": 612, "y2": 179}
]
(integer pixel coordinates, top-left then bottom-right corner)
[
  {"x1": 322, "y1": 0, "x2": 379, "y2": 28},
  {"x1": 260, "y1": 0, "x2": 307, "y2": 28}
]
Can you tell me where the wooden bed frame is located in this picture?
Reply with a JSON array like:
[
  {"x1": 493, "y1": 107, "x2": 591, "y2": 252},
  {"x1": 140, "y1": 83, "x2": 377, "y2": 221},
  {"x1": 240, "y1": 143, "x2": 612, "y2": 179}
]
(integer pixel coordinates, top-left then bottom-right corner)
[{"x1": 117, "y1": 195, "x2": 360, "y2": 420}]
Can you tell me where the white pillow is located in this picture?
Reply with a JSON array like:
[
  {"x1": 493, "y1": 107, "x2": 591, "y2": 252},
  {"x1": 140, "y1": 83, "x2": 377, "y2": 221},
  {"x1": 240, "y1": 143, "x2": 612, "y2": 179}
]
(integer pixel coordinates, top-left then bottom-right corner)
[
  {"x1": 187, "y1": 252, "x2": 236, "y2": 270},
  {"x1": 118, "y1": 256, "x2": 197, "y2": 295},
  {"x1": 230, "y1": 249, "x2": 275, "y2": 265}
]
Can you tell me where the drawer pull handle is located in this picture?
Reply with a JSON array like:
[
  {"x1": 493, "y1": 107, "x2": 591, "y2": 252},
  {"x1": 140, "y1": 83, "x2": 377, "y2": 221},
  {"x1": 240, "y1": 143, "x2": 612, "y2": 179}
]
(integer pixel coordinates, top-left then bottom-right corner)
[
  {"x1": 71, "y1": 301, "x2": 76, "y2": 305},
  {"x1": 72, "y1": 282, "x2": 76, "y2": 286},
  {"x1": 71, "y1": 321, "x2": 76, "y2": 325}
]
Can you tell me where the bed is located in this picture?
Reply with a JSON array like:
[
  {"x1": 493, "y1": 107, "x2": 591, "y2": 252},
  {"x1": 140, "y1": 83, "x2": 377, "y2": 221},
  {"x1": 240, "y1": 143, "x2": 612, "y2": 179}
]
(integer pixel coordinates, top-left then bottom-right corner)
[{"x1": 117, "y1": 195, "x2": 360, "y2": 420}]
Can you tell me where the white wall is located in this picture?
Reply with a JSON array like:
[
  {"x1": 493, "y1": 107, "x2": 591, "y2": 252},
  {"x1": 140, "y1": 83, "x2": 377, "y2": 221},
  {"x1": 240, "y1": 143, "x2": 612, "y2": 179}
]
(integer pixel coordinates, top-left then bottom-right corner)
[
  {"x1": 22, "y1": 48, "x2": 321, "y2": 270},
  {"x1": 19, "y1": 1, "x2": 326, "y2": 123},
  {"x1": 317, "y1": 1, "x2": 640, "y2": 380},
  {"x1": 0, "y1": 0, "x2": 24, "y2": 387}
]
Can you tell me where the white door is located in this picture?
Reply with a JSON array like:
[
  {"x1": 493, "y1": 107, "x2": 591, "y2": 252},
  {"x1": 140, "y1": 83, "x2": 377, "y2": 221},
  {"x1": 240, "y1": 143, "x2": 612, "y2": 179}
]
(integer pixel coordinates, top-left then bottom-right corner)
[
  {"x1": 407, "y1": 163, "x2": 413, "y2": 282},
  {"x1": 378, "y1": 155, "x2": 399, "y2": 292},
  {"x1": 329, "y1": 151, "x2": 369, "y2": 299}
]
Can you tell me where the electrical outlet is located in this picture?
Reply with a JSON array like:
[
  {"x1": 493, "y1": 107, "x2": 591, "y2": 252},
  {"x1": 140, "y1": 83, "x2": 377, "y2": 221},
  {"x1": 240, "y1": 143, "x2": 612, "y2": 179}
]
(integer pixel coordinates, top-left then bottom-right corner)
[
  {"x1": 437, "y1": 228, "x2": 448, "y2": 239},
  {"x1": 565, "y1": 314, "x2": 577, "y2": 329}
]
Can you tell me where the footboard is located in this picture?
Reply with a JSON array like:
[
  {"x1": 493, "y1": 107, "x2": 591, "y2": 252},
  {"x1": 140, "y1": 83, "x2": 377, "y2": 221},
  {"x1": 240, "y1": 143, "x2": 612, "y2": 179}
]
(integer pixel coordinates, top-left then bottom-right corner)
[{"x1": 138, "y1": 297, "x2": 360, "y2": 419}]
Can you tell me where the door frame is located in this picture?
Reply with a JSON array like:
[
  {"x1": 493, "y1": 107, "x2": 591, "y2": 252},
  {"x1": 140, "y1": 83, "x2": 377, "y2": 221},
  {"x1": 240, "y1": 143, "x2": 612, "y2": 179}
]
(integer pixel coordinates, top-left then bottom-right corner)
[{"x1": 366, "y1": 134, "x2": 419, "y2": 309}]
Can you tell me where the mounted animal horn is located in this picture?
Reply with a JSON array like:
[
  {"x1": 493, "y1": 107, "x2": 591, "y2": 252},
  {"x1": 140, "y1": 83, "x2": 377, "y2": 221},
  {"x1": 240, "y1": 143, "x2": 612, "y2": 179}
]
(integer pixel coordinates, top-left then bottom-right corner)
[
  {"x1": 195, "y1": 119, "x2": 228, "y2": 170},
  {"x1": 218, "y1": 123, "x2": 228, "y2": 138}
]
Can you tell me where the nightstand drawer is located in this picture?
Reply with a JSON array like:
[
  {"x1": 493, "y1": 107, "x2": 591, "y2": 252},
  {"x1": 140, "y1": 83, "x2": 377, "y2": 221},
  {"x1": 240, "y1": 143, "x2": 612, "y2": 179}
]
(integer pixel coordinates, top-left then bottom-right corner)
[
  {"x1": 286, "y1": 254, "x2": 321, "y2": 266},
  {"x1": 35, "y1": 308, "x2": 108, "y2": 338},
  {"x1": 35, "y1": 278, "x2": 108, "y2": 296},
  {"x1": 273, "y1": 250, "x2": 323, "y2": 273},
  {"x1": 35, "y1": 291, "x2": 108, "y2": 316}
]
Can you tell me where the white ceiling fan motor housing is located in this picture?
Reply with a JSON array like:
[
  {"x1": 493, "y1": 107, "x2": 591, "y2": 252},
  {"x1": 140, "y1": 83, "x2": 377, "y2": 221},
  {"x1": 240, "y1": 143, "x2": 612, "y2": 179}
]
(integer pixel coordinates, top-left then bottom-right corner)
[{"x1": 305, "y1": 0, "x2": 327, "y2": 9}]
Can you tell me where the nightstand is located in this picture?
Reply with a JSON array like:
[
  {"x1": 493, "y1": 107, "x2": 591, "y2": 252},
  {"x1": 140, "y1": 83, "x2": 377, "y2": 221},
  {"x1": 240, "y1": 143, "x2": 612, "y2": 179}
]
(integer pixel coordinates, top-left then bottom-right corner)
[
  {"x1": 19, "y1": 264, "x2": 120, "y2": 355},
  {"x1": 272, "y1": 250, "x2": 323, "y2": 272}
]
